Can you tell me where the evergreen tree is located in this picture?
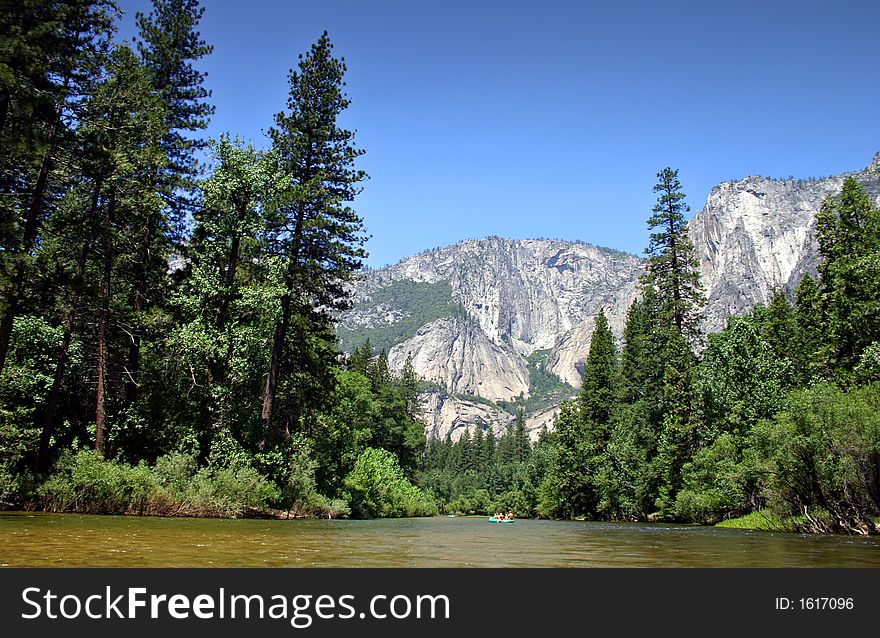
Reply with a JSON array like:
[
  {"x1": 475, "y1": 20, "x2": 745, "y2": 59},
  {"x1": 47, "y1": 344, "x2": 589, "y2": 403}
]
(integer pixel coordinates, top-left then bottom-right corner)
[
  {"x1": 620, "y1": 297, "x2": 649, "y2": 404},
  {"x1": 261, "y1": 32, "x2": 368, "y2": 433},
  {"x1": 348, "y1": 339, "x2": 373, "y2": 376},
  {"x1": 815, "y1": 177, "x2": 880, "y2": 377},
  {"x1": 86, "y1": 45, "x2": 166, "y2": 455},
  {"x1": 579, "y1": 309, "x2": 619, "y2": 427},
  {"x1": 135, "y1": 0, "x2": 213, "y2": 215},
  {"x1": 762, "y1": 289, "x2": 797, "y2": 366},
  {"x1": 794, "y1": 274, "x2": 824, "y2": 381},
  {"x1": 128, "y1": 0, "x2": 213, "y2": 403},
  {"x1": 539, "y1": 401, "x2": 594, "y2": 518},
  {"x1": 0, "y1": 0, "x2": 117, "y2": 378},
  {"x1": 654, "y1": 326, "x2": 697, "y2": 516},
  {"x1": 38, "y1": 44, "x2": 167, "y2": 458},
  {"x1": 399, "y1": 353, "x2": 420, "y2": 420},
  {"x1": 643, "y1": 167, "x2": 704, "y2": 342}
]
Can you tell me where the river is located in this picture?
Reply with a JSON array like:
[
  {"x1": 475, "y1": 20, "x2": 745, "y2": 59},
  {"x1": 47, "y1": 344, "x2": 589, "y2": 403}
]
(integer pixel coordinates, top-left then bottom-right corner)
[{"x1": 1, "y1": 512, "x2": 878, "y2": 567}]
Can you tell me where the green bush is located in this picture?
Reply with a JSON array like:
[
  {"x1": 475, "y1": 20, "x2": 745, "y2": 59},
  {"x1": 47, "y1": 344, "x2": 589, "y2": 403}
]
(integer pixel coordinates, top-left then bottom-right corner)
[
  {"x1": 186, "y1": 465, "x2": 280, "y2": 517},
  {"x1": 344, "y1": 447, "x2": 437, "y2": 518},
  {"x1": 674, "y1": 434, "x2": 757, "y2": 524},
  {"x1": 490, "y1": 489, "x2": 531, "y2": 517},
  {"x1": 37, "y1": 449, "x2": 283, "y2": 518},
  {"x1": 38, "y1": 450, "x2": 172, "y2": 515},
  {"x1": 751, "y1": 382, "x2": 880, "y2": 534},
  {"x1": 446, "y1": 488, "x2": 491, "y2": 515}
]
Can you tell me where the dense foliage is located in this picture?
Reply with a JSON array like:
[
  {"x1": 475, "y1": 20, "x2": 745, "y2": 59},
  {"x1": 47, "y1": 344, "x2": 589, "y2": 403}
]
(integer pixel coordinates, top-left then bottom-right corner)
[{"x1": 0, "y1": 2, "x2": 432, "y2": 519}]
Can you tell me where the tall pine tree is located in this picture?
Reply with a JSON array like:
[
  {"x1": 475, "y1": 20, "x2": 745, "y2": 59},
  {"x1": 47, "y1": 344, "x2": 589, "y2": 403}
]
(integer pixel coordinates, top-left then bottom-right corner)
[
  {"x1": 128, "y1": 0, "x2": 213, "y2": 403},
  {"x1": 815, "y1": 177, "x2": 880, "y2": 377},
  {"x1": 261, "y1": 32, "x2": 368, "y2": 435},
  {"x1": 579, "y1": 309, "x2": 619, "y2": 427},
  {"x1": 643, "y1": 167, "x2": 704, "y2": 342}
]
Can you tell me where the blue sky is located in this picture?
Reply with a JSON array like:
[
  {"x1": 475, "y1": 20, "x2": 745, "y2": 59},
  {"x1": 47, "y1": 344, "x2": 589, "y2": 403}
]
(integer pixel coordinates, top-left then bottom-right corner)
[{"x1": 118, "y1": 0, "x2": 880, "y2": 268}]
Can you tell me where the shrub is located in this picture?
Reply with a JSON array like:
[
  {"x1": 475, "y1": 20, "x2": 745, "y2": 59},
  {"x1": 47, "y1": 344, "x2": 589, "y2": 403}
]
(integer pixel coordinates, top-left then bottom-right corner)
[
  {"x1": 344, "y1": 447, "x2": 437, "y2": 518},
  {"x1": 186, "y1": 465, "x2": 280, "y2": 517},
  {"x1": 751, "y1": 382, "x2": 880, "y2": 534},
  {"x1": 446, "y1": 488, "x2": 491, "y2": 515},
  {"x1": 38, "y1": 450, "x2": 173, "y2": 515},
  {"x1": 674, "y1": 434, "x2": 758, "y2": 524}
]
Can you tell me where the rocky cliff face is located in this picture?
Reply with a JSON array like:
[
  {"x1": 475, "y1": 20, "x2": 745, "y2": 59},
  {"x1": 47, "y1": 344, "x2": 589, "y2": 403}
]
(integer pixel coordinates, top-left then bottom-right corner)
[
  {"x1": 339, "y1": 153, "x2": 880, "y2": 440},
  {"x1": 690, "y1": 153, "x2": 880, "y2": 332}
]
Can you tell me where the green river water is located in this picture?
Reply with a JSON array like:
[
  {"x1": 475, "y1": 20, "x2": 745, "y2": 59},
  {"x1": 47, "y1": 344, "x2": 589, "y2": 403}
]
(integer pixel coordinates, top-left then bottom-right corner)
[{"x1": 1, "y1": 512, "x2": 878, "y2": 567}]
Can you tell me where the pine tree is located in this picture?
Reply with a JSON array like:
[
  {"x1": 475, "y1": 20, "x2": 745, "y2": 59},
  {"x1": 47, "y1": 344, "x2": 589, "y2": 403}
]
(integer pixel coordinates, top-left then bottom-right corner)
[
  {"x1": 794, "y1": 274, "x2": 824, "y2": 381},
  {"x1": 654, "y1": 326, "x2": 697, "y2": 516},
  {"x1": 348, "y1": 339, "x2": 374, "y2": 375},
  {"x1": 540, "y1": 401, "x2": 594, "y2": 518},
  {"x1": 40, "y1": 44, "x2": 167, "y2": 457},
  {"x1": 643, "y1": 167, "x2": 704, "y2": 342},
  {"x1": 620, "y1": 297, "x2": 648, "y2": 404},
  {"x1": 129, "y1": 0, "x2": 213, "y2": 403},
  {"x1": 0, "y1": 0, "x2": 117, "y2": 378},
  {"x1": 135, "y1": 0, "x2": 213, "y2": 214},
  {"x1": 761, "y1": 289, "x2": 799, "y2": 379},
  {"x1": 399, "y1": 353, "x2": 420, "y2": 420},
  {"x1": 261, "y1": 32, "x2": 368, "y2": 433},
  {"x1": 815, "y1": 177, "x2": 880, "y2": 376},
  {"x1": 579, "y1": 309, "x2": 619, "y2": 427}
]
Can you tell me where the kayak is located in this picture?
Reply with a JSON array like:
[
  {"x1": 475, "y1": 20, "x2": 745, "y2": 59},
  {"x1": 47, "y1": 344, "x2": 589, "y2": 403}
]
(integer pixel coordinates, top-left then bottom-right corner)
[{"x1": 488, "y1": 517, "x2": 514, "y2": 523}]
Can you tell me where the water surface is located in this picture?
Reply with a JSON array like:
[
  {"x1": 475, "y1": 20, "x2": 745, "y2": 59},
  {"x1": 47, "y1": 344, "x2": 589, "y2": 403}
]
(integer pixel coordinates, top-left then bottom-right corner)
[{"x1": 1, "y1": 512, "x2": 878, "y2": 567}]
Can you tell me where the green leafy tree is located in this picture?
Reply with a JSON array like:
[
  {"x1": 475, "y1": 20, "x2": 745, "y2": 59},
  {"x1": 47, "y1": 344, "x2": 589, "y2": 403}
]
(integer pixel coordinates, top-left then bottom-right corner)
[
  {"x1": 159, "y1": 135, "x2": 284, "y2": 453},
  {"x1": 674, "y1": 316, "x2": 789, "y2": 523},
  {"x1": 751, "y1": 383, "x2": 880, "y2": 534},
  {"x1": 344, "y1": 447, "x2": 436, "y2": 518}
]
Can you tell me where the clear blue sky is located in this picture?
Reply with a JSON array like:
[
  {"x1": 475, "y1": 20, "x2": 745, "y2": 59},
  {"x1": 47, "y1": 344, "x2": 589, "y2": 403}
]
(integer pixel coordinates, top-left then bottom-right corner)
[{"x1": 118, "y1": 0, "x2": 880, "y2": 268}]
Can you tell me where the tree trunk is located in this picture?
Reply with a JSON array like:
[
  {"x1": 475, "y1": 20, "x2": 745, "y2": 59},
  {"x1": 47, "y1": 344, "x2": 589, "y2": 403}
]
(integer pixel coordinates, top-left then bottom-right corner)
[
  {"x1": 125, "y1": 224, "x2": 152, "y2": 404},
  {"x1": 261, "y1": 292, "x2": 290, "y2": 427},
  {"x1": 260, "y1": 148, "x2": 312, "y2": 430},
  {"x1": 95, "y1": 192, "x2": 115, "y2": 455},
  {"x1": 260, "y1": 202, "x2": 307, "y2": 430},
  {"x1": 36, "y1": 185, "x2": 97, "y2": 473}
]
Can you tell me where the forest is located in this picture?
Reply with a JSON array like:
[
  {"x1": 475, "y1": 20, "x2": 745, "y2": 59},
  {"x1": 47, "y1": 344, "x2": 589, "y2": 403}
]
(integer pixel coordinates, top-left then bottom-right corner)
[{"x1": 1, "y1": 1, "x2": 879, "y2": 533}]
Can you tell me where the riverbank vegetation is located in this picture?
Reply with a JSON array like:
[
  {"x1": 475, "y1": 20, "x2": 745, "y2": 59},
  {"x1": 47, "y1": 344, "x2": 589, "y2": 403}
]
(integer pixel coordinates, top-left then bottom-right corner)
[{"x1": 0, "y1": 1, "x2": 432, "y2": 519}]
